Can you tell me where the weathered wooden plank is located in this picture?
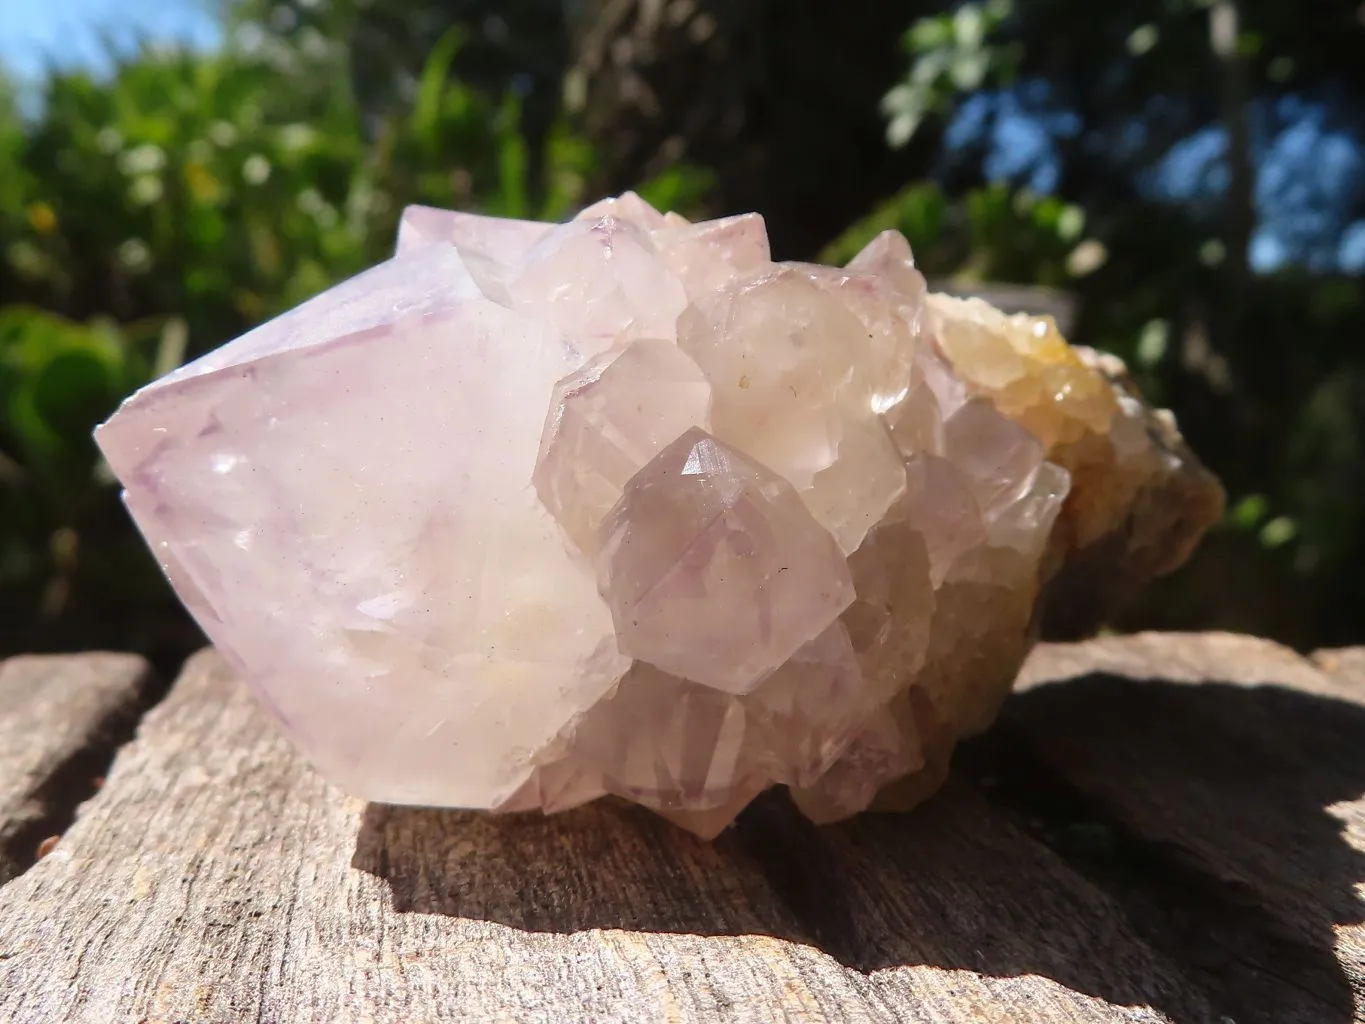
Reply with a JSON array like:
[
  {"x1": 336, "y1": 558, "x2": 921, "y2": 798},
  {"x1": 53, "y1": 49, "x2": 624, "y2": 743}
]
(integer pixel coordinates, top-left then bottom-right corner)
[
  {"x1": 1310, "y1": 643, "x2": 1365, "y2": 1024},
  {"x1": 0, "y1": 653, "x2": 156, "y2": 884},
  {"x1": 983, "y1": 632, "x2": 1365, "y2": 1024},
  {"x1": 1314, "y1": 647, "x2": 1365, "y2": 693},
  {"x1": 0, "y1": 645, "x2": 1230, "y2": 1024}
]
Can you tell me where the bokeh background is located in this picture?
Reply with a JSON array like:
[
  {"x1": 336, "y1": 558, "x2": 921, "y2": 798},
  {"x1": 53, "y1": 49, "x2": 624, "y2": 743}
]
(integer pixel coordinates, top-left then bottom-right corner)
[{"x1": 1, "y1": 0, "x2": 1362, "y2": 673}]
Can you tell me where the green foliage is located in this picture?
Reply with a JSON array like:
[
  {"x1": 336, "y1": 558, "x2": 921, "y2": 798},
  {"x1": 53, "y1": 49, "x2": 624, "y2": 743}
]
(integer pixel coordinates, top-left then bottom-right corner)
[
  {"x1": 822, "y1": 180, "x2": 1096, "y2": 288},
  {"x1": 3, "y1": 37, "x2": 589, "y2": 340},
  {"x1": 881, "y1": 0, "x2": 1018, "y2": 148},
  {"x1": 0, "y1": 307, "x2": 188, "y2": 658}
]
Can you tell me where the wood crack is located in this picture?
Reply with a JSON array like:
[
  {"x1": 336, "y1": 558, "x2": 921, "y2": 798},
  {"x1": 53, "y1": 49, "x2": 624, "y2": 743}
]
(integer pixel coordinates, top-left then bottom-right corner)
[{"x1": 0, "y1": 654, "x2": 163, "y2": 886}]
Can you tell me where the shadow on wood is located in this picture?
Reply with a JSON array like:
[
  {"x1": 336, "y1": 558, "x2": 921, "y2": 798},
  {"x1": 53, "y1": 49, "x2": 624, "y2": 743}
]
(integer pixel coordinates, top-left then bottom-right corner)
[
  {"x1": 971, "y1": 672, "x2": 1365, "y2": 1024},
  {"x1": 353, "y1": 672, "x2": 1365, "y2": 1024}
]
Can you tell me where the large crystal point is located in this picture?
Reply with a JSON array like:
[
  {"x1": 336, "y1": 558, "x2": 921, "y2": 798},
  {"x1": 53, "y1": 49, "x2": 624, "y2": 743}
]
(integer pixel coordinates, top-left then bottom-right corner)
[
  {"x1": 96, "y1": 198, "x2": 1223, "y2": 838},
  {"x1": 97, "y1": 264, "x2": 629, "y2": 809},
  {"x1": 677, "y1": 265, "x2": 906, "y2": 554}
]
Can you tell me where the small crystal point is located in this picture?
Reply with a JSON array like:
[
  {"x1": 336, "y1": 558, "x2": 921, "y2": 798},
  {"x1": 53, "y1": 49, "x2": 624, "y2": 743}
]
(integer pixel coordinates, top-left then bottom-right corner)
[
  {"x1": 652, "y1": 213, "x2": 772, "y2": 299},
  {"x1": 576, "y1": 190, "x2": 669, "y2": 230},
  {"x1": 568, "y1": 660, "x2": 769, "y2": 813},
  {"x1": 846, "y1": 229, "x2": 928, "y2": 309},
  {"x1": 789, "y1": 691, "x2": 931, "y2": 824},
  {"x1": 395, "y1": 204, "x2": 553, "y2": 265},
  {"x1": 510, "y1": 216, "x2": 689, "y2": 353},
  {"x1": 676, "y1": 264, "x2": 908, "y2": 553}
]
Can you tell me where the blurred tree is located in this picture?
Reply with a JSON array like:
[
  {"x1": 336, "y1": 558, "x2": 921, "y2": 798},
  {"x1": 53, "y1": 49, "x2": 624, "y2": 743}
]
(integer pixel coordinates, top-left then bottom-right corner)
[
  {"x1": 564, "y1": 0, "x2": 938, "y2": 256},
  {"x1": 226, "y1": 0, "x2": 569, "y2": 207},
  {"x1": 856, "y1": 0, "x2": 1365, "y2": 644}
]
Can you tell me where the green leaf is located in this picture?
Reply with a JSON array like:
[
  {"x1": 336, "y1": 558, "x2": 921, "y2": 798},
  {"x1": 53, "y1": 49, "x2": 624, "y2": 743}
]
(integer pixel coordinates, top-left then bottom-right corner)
[
  {"x1": 5, "y1": 382, "x2": 62, "y2": 468},
  {"x1": 153, "y1": 317, "x2": 188, "y2": 379},
  {"x1": 1057, "y1": 205, "x2": 1085, "y2": 241},
  {"x1": 1126, "y1": 25, "x2": 1159, "y2": 56},
  {"x1": 949, "y1": 50, "x2": 991, "y2": 90},
  {"x1": 907, "y1": 16, "x2": 953, "y2": 53},
  {"x1": 887, "y1": 110, "x2": 924, "y2": 149},
  {"x1": 953, "y1": 5, "x2": 987, "y2": 49},
  {"x1": 1136, "y1": 319, "x2": 1170, "y2": 367},
  {"x1": 32, "y1": 347, "x2": 119, "y2": 439},
  {"x1": 492, "y1": 96, "x2": 529, "y2": 219},
  {"x1": 1260, "y1": 516, "x2": 1298, "y2": 549},
  {"x1": 1230, "y1": 493, "x2": 1268, "y2": 530},
  {"x1": 410, "y1": 26, "x2": 465, "y2": 152}
]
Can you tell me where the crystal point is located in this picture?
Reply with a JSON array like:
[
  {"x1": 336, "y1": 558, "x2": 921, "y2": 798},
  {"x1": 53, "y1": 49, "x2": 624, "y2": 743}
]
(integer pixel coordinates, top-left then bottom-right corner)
[
  {"x1": 596, "y1": 428, "x2": 856, "y2": 694},
  {"x1": 534, "y1": 338, "x2": 712, "y2": 555},
  {"x1": 676, "y1": 264, "x2": 908, "y2": 553},
  {"x1": 510, "y1": 216, "x2": 689, "y2": 353},
  {"x1": 395, "y1": 204, "x2": 553, "y2": 265},
  {"x1": 99, "y1": 294, "x2": 629, "y2": 809}
]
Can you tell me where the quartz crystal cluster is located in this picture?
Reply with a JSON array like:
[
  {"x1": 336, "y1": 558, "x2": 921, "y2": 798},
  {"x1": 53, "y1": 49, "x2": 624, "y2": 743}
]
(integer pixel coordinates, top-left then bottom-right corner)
[{"x1": 96, "y1": 192, "x2": 1224, "y2": 837}]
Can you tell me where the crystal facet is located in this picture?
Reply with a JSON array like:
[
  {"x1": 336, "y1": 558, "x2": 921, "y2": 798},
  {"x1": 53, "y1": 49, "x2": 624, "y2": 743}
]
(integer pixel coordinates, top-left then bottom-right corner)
[
  {"x1": 595, "y1": 428, "x2": 856, "y2": 694},
  {"x1": 96, "y1": 192, "x2": 1225, "y2": 837},
  {"x1": 534, "y1": 338, "x2": 712, "y2": 556}
]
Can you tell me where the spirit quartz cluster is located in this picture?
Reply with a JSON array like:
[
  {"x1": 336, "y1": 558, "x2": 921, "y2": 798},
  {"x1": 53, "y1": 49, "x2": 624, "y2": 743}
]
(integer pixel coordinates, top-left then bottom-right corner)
[{"x1": 96, "y1": 192, "x2": 1224, "y2": 837}]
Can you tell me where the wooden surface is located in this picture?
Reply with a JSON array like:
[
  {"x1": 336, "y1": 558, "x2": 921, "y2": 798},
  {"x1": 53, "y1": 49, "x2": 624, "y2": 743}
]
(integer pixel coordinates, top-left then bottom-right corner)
[
  {"x1": 0, "y1": 633, "x2": 1361, "y2": 1023},
  {"x1": 0, "y1": 653, "x2": 156, "y2": 884}
]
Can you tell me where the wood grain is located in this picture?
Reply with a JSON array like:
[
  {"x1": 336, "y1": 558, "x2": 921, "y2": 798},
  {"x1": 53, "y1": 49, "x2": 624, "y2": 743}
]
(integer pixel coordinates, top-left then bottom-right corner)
[
  {"x1": 0, "y1": 653, "x2": 155, "y2": 883},
  {"x1": 985, "y1": 632, "x2": 1365, "y2": 1024},
  {"x1": 1314, "y1": 647, "x2": 1365, "y2": 692},
  {"x1": 0, "y1": 635, "x2": 1360, "y2": 1023}
]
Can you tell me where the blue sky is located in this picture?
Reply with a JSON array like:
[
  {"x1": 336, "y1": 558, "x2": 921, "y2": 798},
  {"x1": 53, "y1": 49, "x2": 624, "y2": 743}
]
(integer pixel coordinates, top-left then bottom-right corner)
[{"x1": 0, "y1": 0, "x2": 219, "y2": 80}]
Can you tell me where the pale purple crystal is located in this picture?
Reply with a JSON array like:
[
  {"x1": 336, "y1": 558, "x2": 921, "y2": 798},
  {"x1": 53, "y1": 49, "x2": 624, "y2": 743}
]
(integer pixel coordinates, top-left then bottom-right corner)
[
  {"x1": 95, "y1": 191, "x2": 1223, "y2": 838},
  {"x1": 594, "y1": 428, "x2": 856, "y2": 695}
]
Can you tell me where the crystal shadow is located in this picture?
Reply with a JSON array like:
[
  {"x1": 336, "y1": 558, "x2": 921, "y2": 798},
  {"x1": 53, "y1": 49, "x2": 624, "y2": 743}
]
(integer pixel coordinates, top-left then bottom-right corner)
[{"x1": 352, "y1": 674, "x2": 1365, "y2": 1024}]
